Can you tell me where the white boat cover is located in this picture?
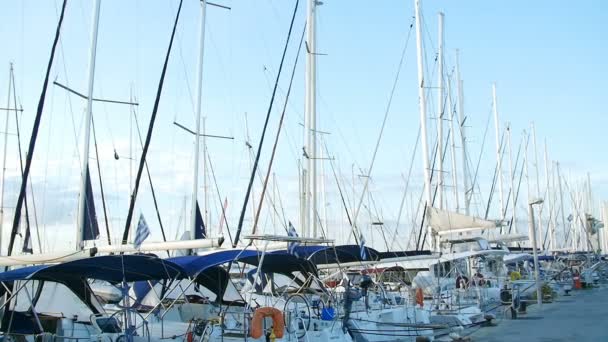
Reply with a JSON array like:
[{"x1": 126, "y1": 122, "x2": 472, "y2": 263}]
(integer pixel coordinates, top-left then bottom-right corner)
[
  {"x1": 488, "y1": 234, "x2": 529, "y2": 244},
  {"x1": 427, "y1": 207, "x2": 498, "y2": 235},
  {"x1": 503, "y1": 253, "x2": 533, "y2": 264}
]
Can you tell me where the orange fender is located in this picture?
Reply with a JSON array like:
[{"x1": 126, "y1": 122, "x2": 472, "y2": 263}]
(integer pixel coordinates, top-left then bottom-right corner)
[
  {"x1": 415, "y1": 288, "x2": 424, "y2": 307},
  {"x1": 250, "y1": 307, "x2": 285, "y2": 339}
]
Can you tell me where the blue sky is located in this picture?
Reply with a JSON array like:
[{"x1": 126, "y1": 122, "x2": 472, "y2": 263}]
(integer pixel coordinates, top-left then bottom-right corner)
[{"x1": 0, "y1": 0, "x2": 605, "y2": 252}]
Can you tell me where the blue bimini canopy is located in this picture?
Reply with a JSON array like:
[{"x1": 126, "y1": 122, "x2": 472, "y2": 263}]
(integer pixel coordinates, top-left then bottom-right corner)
[
  {"x1": 273, "y1": 245, "x2": 381, "y2": 265},
  {"x1": 0, "y1": 255, "x2": 185, "y2": 321},
  {"x1": 169, "y1": 249, "x2": 260, "y2": 277},
  {"x1": 378, "y1": 250, "x2": 432, "y2": 259},
  {"x1": 0, "y1": 255, "x2": 186, "y2": 284},
  {"x1": 133, "y1": 249, "x2": 260, "y2": 305},
  {"x1": 240, "y1": 252, "x2": 318, "y2": 276},
  {"x1": 0, "y1": 265, "x2": 47, "y2": 282},
  {"x1": 304, "y1": 245, "x2": 381, "y2": 265},
  {"x1": 272, "y1": 245, "x2": 327, "y2": 259}
]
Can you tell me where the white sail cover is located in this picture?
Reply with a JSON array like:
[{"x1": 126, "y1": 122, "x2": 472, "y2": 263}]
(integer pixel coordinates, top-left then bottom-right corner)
[
  {"x1": 427, "y1": 207, "x2": 498, "y2": 235},
  {"x1": 488, "y1": 234, "x2": 528, "y2": 244}
]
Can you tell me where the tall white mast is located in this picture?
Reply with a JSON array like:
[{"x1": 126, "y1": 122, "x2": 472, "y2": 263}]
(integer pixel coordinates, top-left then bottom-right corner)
[
  {"x1": 524, "y1": 131, "x2": 533, "y2": 246},
  {"x1": 304, "y1": 0, "x2": 318, "y2": 237},
  {"x1": 544, "y1": 140, "x2": 555, "y2": 250},
  {"x1": 531, "y1": 123, "x2": 541, "y2": 197},
  {"x1": 203, "y1": 118, "x2": 209, "y2": 228},
  {"x1": 190, "y1": 0, "x2": 207, "y2": 245},
  {"x1": 507, "y1": 123, "x2": 516, "y2": 234},
  {"x1": 556, "y1": 161, "x2": 567, "y2": 250},
  {"x1": 320, "y1": 144, "x2": 328, "y2": 234},
  {"x1": 414, "y1": 0, "x2": 433, "y2": 250},
  {"x1": 76, "y1": 0, "x2": 101, "y2": 250},
  {"x1": 436, "y1": 12, "x2": 445, "y2": 210},
  {"x1": 576, "y1": 188, "x2": 585, "y2": 251},
  {"x1": 455, "y1": 50, "x2": 469, "y2": 215},
  {"x1": 448, "y1": 77, "x2": 459, "y2": 212},
  {"x1": 0, "y1": 64, "x2": 13, "y2": 252},
  {"x1": 586, "y1": 172, "x2": 592, "y2": 215},
  {"x1": 299, "y1": 160, "x2": 305, "y2": 231},
  {"x1": 310, "y1": 0, "x2": 318, "y2": 238},
  {"x1": 492, "y1": 83, "x2": 504, "y2": 219},
  {"x1": 531, "y1": 122, "x2": 543, "y2": 239},
  {"x1": 586, "y1": 181, "x2": 591, "y2": 250}
]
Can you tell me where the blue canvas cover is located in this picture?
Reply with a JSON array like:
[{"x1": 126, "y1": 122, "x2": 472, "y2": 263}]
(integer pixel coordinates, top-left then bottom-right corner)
[
  {"x1": 0, "y1": 255, "x2": 185, "y2": 283},
  {"x1": 169, "y1": 249, "x2": 260, "y2": 277}
]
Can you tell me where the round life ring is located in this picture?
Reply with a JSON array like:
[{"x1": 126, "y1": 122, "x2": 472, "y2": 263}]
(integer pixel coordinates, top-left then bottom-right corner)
[{"x1": 250, "y1": 307, "x2": 285, "y2": 339}]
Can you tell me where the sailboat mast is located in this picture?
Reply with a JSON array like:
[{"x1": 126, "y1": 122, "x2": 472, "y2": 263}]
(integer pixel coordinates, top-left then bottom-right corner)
[
  {"x1": 76, "y1": 0, "x2": 101, "y2": 250},
  {"x1": 455, "y1": 50, "x2": 469, "y2": 215},
  {"x1": 531, "y1": 122, "x2": 542, "y2": 237},
  {"x1": 448, "y1": 77, "x2": 459, "y2": 212},
  {"x1": 190, "y1": 0, "x2": 207, "y2": 248},
  {"x1": 414, "y1": 0, "x2": 433, "y2": 250},
  {"x1": 507, "y1": 123, "x2": 516, "y2": 233},
  {"x1": 544, "y1": 140, "x2": 555, "y2": 250},
  {"x1": 524, "y1": 131, "x2": 533, "y2": 246},
  {"x1": 0, "y1": 64, "x2": 13, "y2": 252},
  {"x1": 586, "y1": 172, "x2": 592, "y2": 215},
  {"x1": 436, "y1": 12, "x2": 444, "y2": 210},
  {"x1": 556, "y1": 161, "x2": 567, "y2": 250},
  {"x1": 303, "y1": 0, "x2": 318, "y2": 238},
  {"x1": 492, "y1": 83, "x2": 504, "y2": 219}
]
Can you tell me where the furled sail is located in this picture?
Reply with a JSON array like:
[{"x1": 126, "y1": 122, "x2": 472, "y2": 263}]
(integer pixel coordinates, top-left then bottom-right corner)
[
  {"x1": 426, "y1": 206, "x2": 498, "y2": 235},
  {"x1": 82, "y1": 167, "x2": 100, "y2": 241},
  {"x1": 22, "y1": 224, "x2": 32, "y2": 254},
  {"x1": 195, "y1": 201, "x2": 206, "y2": 239}
]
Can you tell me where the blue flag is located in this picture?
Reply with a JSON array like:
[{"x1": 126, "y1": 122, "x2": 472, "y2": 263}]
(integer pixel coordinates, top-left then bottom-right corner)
[
  {"x1": 287, "y1": 222, "x2": 300, "y2": 257},
  {"x1": 360, "y1": 233, "x2": 367, "y2": 260},
  {"x1": 134, "y1": 214, "x2": 150, "y2": 249}
]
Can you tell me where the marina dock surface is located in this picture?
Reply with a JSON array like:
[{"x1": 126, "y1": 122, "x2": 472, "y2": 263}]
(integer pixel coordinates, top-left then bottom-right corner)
[{"x1": 469, "y1": 287, "x2": 608, "y2": 341}]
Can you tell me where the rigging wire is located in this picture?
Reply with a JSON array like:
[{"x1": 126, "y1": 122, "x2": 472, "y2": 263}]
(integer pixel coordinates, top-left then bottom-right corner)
[
  {"x1": 233, "y1": 0, "x2": 299, "y2": 247},
  {"x1": 251, "y1": 22, "x2": 305, "y2": 236},
  {"x1": 9, "y1": 66, "x2": 34, "y2": 254},
  {"x1": 347, "y1": 18, "x2": 415, "y2": 245},
  {"x1": 324, "y1": 139, "x2": 354, "y2": 235},
  {"x1": 508, "y1": 133, "x2": 528, "y2": 235},
  {"x1": 14, "y1": 85, "x2": 43, "y2": 254},
  {"x1": 132, "y1": 107, "x2": 169, "y2": 246},
  {"x1": 122, "y1": 0, "x2": 184, "y2": 244},
  {"x1": 469, "y1": 105, "x2": 494, "y2": 217},
  {"x1": 91, "y1": 115, "x2": 112, "y2": 245},
  {"x1": 483, "y1": 131, "x2": 505, "y2": 222},
  {"x1": 7, "y1": 0, "x2": 67, "y2": 258},
  {"x1": 389, "y1": 125, "x2": 420, "y2": 251},
  {"x1": 205, "y1": 145, "x2": 233, "y2": 244}
]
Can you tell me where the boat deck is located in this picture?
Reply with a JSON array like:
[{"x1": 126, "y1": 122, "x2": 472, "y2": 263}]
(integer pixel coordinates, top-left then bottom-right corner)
[{"x1": 468, "y1": 285, "x2": 608, "y2": 341}]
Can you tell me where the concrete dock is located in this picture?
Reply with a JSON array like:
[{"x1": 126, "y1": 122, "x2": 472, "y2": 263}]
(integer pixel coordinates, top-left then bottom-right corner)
[{"x1": 468, "y1": 287, "x2": 608, "y2": 341}]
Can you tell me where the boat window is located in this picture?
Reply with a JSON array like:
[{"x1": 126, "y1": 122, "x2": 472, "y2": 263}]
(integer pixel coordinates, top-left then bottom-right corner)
[
  {"x1": 433, "y1": 261, "x2": 452, "y2": 277},
  {"x1": 94, "y1": 317, "x2": 122, "y2": 334},
  {"x1": 451, "y1": 241, "x2": 481, "y2": 253},
  {"x1": 478, "y1": 239, "x2": 490, "y2": 250},
  {"x1": 12, "y1": 281, "x2": 96, "y2": 322}
]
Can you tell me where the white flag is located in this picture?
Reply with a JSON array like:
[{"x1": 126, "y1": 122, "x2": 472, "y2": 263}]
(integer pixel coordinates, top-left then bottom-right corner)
[{"x1": 134, "y1": 214, "x2": 150, "y2": 249}]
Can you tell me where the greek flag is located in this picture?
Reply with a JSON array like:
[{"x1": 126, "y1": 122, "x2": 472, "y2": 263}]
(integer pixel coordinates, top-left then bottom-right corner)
[
  {"x1": 134, "y1": 213, "x2": 150, "y2": 249},
  {"x1": 360, "y1": 233, "x2": 367, "y2": 260},
  {"x1": 287, "y1": 222, "x2": 300, "y2": 256}
]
